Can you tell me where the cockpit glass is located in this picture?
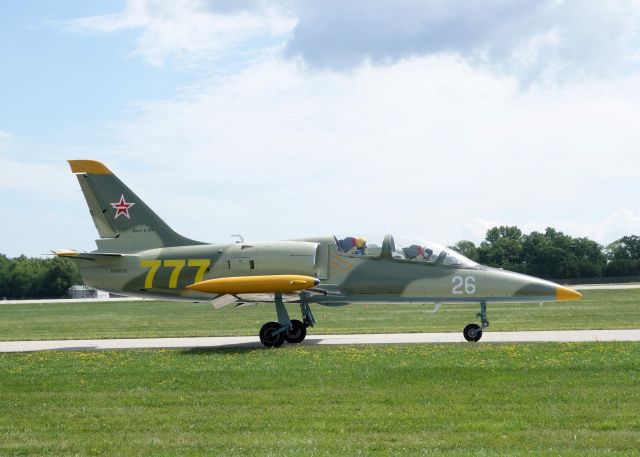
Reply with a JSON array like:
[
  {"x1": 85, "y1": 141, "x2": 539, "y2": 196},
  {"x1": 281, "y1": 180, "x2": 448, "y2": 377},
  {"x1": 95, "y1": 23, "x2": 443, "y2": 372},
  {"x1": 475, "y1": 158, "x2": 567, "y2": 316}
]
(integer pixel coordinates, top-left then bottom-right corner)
[
  {"x1": 334, "y1": 235, "x2": 383, "y2": 257},
  {"x1": 391, "y1": 236, "x2": 478, "y2": 268},
  {"x1": 333, "y1": 234, "x2": 478, "y2": 267}
]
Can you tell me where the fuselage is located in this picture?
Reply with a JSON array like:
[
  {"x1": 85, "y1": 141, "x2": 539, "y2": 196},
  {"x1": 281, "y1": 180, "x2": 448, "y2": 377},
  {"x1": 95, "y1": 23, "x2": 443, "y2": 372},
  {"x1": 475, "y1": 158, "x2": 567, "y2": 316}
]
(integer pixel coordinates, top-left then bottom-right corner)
[{"x1": 77, "y1": 235, "x2": 578, "y2": 305}]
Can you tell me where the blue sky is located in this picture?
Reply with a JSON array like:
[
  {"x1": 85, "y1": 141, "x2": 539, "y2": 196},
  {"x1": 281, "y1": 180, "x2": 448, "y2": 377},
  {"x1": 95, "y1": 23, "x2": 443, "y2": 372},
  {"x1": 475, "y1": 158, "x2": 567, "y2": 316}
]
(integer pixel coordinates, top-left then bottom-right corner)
[
  {"x1": 1, "y1": 0, "x2": 639, "y2": 257},
  {"x1": 0, "y1": 1, "x2": 201, "y2": 149}
]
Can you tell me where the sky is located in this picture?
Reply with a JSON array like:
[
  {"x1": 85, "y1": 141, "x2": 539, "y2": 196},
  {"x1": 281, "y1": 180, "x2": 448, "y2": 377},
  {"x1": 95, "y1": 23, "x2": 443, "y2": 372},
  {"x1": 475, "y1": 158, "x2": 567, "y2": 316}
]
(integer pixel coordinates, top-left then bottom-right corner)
[{"x1": 1, "y1": 0, "x2": 640, "y2": 257}]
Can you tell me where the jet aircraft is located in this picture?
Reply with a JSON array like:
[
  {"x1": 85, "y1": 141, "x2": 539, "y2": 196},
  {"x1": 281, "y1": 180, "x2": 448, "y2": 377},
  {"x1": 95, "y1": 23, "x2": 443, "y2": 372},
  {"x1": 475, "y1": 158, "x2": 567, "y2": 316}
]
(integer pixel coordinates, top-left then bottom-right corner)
[{"x1": 57, "y1": 160, "x2": 582, "y2": 347}]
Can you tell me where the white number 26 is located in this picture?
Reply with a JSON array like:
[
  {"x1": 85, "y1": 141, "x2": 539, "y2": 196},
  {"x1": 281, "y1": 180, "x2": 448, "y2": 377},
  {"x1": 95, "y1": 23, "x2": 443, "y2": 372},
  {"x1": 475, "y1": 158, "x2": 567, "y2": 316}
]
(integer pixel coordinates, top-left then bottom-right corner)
[{"x1": 452, "y1": 276, "x2": 476, "y2": 295}]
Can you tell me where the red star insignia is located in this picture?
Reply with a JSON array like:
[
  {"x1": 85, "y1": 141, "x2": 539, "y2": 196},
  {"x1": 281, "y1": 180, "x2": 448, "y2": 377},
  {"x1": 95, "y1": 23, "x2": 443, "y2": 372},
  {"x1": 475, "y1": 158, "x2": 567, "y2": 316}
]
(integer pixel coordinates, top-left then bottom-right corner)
[{"x1": 110, "y1": 194, "x2": 136, "y2": 219}]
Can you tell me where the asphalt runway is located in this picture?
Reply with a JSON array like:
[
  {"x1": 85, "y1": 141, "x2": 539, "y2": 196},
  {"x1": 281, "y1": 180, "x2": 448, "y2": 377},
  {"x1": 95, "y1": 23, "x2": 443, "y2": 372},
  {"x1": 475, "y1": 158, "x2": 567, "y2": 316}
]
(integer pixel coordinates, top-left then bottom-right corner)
[
  {"x1": 573, "y1": 284, "x2": 640, "y2": 290},
  {"x1": 1, "y1": 329, "x2": 640, "y2": 353}
]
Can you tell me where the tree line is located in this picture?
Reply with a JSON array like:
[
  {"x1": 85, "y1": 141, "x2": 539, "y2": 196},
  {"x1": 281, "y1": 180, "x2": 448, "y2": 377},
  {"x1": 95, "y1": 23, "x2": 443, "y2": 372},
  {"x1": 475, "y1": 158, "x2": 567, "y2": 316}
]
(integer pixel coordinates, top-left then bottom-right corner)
[
  {"x1": 0, "y1": 255, "x2": 81, "y2": 300},
  {"x1": 451, "y1": 227, "x2": 640, "y2": 280}
]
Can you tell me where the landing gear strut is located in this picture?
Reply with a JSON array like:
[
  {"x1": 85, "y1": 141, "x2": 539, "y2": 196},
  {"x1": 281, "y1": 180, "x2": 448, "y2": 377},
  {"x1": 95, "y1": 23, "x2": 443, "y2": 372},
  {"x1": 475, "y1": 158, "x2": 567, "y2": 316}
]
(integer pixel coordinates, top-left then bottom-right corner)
[
  {"x1": 258, "y1": 292, "x2": 315, "y2": 347},
  {"x1": 463, "y1": 300, "x2": 489, "y2": 342}
]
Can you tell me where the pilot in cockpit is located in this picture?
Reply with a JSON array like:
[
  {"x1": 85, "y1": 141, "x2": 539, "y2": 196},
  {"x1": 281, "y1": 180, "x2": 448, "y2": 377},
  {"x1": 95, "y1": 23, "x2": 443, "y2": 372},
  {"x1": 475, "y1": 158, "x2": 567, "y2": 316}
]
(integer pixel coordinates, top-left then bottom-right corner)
[
  {"x1": 403, "y1": 244, "x2": 433, "y2": 261},
  {"x1": 338, "y1": 236, "x2": 368, "y2": 255},
  {"x1": 354, "y1": 237, "x2": 367, "y2": 255}
]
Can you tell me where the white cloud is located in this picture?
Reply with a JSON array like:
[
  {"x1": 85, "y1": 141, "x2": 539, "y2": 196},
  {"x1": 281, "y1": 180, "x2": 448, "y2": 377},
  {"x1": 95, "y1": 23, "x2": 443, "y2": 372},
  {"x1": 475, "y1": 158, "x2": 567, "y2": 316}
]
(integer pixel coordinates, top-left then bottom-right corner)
[
  {"x1": 66, "y1": 1, "x2": 640, "y2": 82},
  {"x1": 96, "y1": 55, "x2": 640, "y2": 246},
  {"x1": 0, "y1": 130, "x2": 11, "y2": 144},
  {"x1": 0, "y1": 155, "x2": 76, "y2": 199},
  {"x1": 462, "y1": 209, "x2": 640, "y2": 246},
  {"x1": 41, "y1": 1, "x2": 640, "y2": 252},
  {"x1": 67, "y1": 0, "x2": 296, "y2": 67},
  {"x1": 548, "y1": 209, "x2": 640, "y2": 245},
  {"x1": 0, "y1": 156, "x2": 91, "y2": 257},
  {"x1": 463, "y1": 218, "x2": 509, "y2": 242},
  {"x1": 285, "y1": 0, "x2": 640, "y2": 82}
]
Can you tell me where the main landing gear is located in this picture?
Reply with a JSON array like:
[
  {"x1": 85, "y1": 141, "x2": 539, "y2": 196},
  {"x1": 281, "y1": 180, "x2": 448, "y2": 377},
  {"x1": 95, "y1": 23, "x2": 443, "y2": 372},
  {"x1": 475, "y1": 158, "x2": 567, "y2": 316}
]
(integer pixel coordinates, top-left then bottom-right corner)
[
  {"x1": 463, "y1": 300, "x2": 489, "y2": 342},
  {"x1": 258, "y1": 292, "x2": 316, "y2": 348}
]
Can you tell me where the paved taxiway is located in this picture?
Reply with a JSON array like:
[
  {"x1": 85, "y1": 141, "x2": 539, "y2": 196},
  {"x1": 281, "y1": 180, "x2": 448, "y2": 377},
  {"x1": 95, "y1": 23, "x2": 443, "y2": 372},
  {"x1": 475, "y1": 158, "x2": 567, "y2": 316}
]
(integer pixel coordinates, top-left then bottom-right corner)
[
  {"x1": 1, "y1": 329, "x2": 640, "y2": 353},
  {"x1": 573, "y1": 284, "x2": 640, "y2": 290}
]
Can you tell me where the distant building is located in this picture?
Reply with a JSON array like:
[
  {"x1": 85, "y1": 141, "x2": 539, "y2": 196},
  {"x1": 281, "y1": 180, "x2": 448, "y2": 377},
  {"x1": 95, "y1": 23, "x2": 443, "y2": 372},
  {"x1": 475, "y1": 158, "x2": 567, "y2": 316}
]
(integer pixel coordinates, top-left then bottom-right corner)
[{"x1": 67, "y1": 285, "x2": 110, "y2": 299}]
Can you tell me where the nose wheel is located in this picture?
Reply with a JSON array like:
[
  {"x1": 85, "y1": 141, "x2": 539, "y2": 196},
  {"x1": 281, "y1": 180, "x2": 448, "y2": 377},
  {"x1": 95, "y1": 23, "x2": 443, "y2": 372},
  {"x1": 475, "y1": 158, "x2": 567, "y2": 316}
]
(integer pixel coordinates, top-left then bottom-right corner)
[
  {"x1": 463, "y1": 323, "x2": 482, "y2": 342},
  {"x1": 463, "y1": 300, "x2": 489, "y2": 342}
]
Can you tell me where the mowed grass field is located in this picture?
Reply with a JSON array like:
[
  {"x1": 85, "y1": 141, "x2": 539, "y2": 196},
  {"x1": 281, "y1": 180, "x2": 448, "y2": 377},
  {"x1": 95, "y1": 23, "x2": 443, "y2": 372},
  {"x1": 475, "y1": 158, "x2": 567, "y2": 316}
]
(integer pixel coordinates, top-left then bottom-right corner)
[
  {"x1": 1, "y1": 290, "x2": 639, "y2": 455},
  {"x1": 0, "y1": 289, "x2": 639, "y2": 341},
  {"x1": 1, "y1": 343, "x2": 639, "y2": 456}
]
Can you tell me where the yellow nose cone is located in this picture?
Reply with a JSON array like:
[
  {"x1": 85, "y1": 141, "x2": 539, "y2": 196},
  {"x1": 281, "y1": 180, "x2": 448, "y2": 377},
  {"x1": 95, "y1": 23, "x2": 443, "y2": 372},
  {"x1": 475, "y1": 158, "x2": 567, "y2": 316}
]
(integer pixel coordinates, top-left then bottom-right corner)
[{"x1": 556, "y1": 286, "x2": 582, "y2": 301}]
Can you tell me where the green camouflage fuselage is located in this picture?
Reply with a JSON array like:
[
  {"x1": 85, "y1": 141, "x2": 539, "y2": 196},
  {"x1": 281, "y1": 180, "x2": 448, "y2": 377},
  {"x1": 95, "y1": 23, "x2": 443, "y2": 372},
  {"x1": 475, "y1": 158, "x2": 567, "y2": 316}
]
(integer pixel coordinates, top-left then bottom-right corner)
[{"x1": 76, "y1": 236, "x2": 565, "y2": 306}]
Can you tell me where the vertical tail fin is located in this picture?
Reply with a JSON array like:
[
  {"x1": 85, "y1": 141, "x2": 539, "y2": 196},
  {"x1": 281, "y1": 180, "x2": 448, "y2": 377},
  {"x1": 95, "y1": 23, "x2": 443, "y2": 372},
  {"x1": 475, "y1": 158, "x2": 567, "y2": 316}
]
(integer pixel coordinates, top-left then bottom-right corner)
[{"x1": 69, "y1": 160, "x2": 203, "y2": 252}]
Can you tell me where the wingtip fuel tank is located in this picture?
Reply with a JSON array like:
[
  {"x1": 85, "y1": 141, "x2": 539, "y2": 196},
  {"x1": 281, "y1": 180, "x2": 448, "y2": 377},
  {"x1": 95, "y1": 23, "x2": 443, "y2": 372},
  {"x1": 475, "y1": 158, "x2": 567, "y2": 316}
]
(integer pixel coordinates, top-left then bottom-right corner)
[{"x1": 187, "y1": 275, "x2": 319, "y2": 295}]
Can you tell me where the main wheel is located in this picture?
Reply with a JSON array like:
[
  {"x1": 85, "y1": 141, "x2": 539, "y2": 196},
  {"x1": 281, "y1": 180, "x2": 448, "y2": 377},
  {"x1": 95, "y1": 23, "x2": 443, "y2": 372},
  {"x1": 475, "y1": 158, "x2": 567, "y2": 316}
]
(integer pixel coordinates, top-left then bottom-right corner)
[
  {"x1": 285, "y1": 319, "x2": 307, "y2": 344},
  {"x1": 259, "y1": 321, "x2": 286, "y2": 347},
  {"x1": 463, "y1": 323, "x2": 482, "y2": 342}
]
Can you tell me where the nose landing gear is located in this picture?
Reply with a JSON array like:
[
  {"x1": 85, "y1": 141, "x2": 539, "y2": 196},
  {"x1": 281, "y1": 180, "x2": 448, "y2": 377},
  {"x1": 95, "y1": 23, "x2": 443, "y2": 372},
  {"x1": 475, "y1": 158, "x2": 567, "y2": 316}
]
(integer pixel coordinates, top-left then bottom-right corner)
[
  {"x1": 258, "y1": 292, "x2": 316, "y2": 347},
  {"x1": 463, "y1": 300, "x2": 489, "y2": 342}
]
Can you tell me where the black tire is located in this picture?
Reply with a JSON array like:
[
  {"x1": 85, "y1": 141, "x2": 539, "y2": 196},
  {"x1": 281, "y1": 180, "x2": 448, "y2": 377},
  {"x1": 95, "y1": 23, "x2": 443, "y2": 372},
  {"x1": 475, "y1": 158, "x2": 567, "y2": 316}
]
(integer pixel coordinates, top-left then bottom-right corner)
[
  {"x1": 259, "y1": 321, "x2": 285, "y2": 347},
  {"x1": 463, "y1": 323, "x2": 482, "y2": 342},
  {"x1": 285, "y1": 319, "x2": 307, "y2": 344}
]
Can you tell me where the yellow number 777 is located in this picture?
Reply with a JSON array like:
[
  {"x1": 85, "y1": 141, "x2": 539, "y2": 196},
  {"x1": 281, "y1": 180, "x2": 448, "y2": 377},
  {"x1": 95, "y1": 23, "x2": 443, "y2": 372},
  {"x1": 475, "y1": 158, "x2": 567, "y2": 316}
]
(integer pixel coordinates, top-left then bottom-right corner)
[{"x1": 139, "y1": 259, "x2": 210, "y2": 289}]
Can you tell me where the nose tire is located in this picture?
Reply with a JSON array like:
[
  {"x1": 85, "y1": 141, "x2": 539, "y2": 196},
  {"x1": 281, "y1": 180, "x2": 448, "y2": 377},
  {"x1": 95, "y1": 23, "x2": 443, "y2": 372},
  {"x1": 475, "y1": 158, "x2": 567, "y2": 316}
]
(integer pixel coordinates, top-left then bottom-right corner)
[{"x1": 463, "y1": 323, "x2": 483, "y2": 342}]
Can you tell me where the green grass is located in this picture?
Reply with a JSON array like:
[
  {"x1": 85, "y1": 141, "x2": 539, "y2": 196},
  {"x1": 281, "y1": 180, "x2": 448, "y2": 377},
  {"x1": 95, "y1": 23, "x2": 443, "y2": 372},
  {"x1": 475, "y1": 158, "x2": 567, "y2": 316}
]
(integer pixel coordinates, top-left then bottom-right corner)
[
  {"x1": 0, "y1": 289, "x2": 639, "y2": 341},
  {"x1": 1, "y1": 343, "x2": 639, "y2": 456}
]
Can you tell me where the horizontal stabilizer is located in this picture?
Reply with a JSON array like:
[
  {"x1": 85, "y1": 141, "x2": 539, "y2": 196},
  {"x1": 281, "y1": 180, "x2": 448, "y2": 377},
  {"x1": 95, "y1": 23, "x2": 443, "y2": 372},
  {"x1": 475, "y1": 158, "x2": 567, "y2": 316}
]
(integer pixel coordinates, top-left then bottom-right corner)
[
  {"x1": 187, "y1": 275, "x2": 319, "y2": 295},
  {"x1": 52, "y1": 250, "x2": 124, "y2": 261}
]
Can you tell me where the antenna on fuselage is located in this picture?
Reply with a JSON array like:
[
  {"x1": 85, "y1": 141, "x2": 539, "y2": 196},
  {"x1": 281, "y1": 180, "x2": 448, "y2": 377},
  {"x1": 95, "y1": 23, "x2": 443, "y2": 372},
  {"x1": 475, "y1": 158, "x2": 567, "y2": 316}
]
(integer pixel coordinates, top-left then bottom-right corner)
[{"x1": 230, "y1": 234, "x2": 245, "y2": 243}]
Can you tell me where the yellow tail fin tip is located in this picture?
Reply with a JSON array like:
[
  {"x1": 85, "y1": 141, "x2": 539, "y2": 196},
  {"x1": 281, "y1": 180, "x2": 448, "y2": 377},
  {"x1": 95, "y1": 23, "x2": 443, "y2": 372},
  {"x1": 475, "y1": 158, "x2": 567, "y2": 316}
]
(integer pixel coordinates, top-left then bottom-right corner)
[{"x1": 68, "y1": 160, "x2": 112, "y2": 174}]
